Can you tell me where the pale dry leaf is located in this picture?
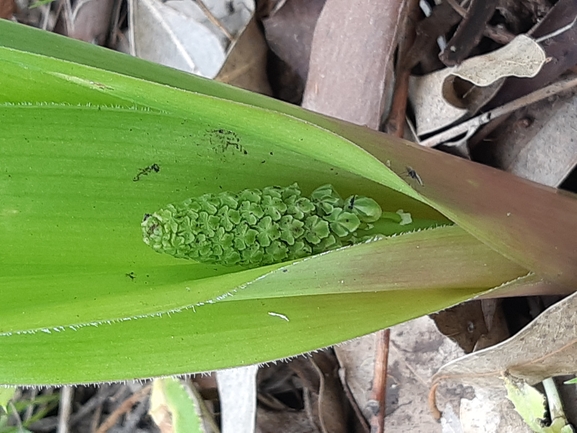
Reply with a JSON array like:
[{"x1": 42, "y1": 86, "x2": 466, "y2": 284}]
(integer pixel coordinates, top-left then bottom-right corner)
[
  {"x1": 385, "y1": 316, "x2": 466, "y2": 433},
  {"x1": 408, "y1": 69, "x2": 468, "y2": 136},
  {"x1": 128, "y1": 0, "x2": 226, "y2": 77},
  {"x1": 480, "y1": 87, "x2": 577, "y2": 188},
  {"x1": 166, "y1": 0, "x2": 254, "y2": 42},
  {"x1": 334, "y1": 333, "x2": 376, "y2": 421},
  {"x1": 432, "y1": 290, "x2": 577, "y2": 390},
  {"x1": 450, "y1": 34, "x2": 547, "y2": 87}
]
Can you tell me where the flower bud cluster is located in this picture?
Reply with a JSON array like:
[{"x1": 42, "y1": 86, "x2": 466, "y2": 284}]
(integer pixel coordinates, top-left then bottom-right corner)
[{"x1": 142, "y1": 183, "x2": 382, "y2": 267}]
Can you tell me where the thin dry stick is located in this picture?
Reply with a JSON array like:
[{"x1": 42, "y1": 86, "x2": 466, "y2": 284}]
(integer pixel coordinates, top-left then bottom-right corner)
[
  {"x1": 94, "y1": 384, "x2": 151, "y2": 433},
  {"x1": 445, "y1": 0, "x2": 514, "y2": 44},
  {"x1": 23, "y1": 388, "x2": 38, "y2": 423},
  {"x1": 427, "y1": 382, "x2": 442, "y2": 420},
  {"x1": 90, "y1": 403, "x2": 103, "y2": 433},
  {"x1": 71, "y1": 385, "x2": 119, "y2": 428},
  {"x1": 385, "y1": 0, "x2": 420, "y2": 137},
  {"x1": 445, "y1": 0, "x2": 467, "y2": 17},
  {"x1": 420, "y1": 74, "x2": 577, "y2": 147},
  {"x1": 57, "y1": 386, "x2": 74, "y2": 433},
  {"x1": 194, "y1": 0, "x2": 234, "y2": 41},
  {"x1": 369, "y1": 329, "x2": 391, "y2": 433},
  {"x1": 8, "y1": 401, "x2": 24, "y2": 432}
]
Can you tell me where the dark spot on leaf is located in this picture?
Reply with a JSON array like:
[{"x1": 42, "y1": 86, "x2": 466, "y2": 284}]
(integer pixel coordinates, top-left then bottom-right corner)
[{"x1": 133, "y1": 163, "x2": 161, "y2": 182}]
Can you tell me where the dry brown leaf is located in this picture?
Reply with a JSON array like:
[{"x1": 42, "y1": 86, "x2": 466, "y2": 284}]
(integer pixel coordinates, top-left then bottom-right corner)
[
  {"x1": 311, "y1": 352, "x2": 349, "y2": 433},
  {"x1": 0, "y1": 0, "x2": 15, "y2": 20},
  {"x1": 215, "y1": 17, "x2": 272, "y2": 95},
  {"x1": 432, "y1": 291, "x2": 577, "y2": 391},
  {"x1": 261, "y1": 0, "x2": 324, "y2": 84},
  {"x1": 410, "y1": 35, "x2": 547, "y2": 137},
  {"x1": 431, "y1": 300, "x2": 489, "y2": 353},
  {"x1": 474, "y1": 87, "x2": 577, "y2": 187}
]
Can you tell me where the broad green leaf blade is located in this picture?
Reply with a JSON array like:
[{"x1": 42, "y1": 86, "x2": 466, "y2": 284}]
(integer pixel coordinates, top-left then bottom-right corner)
[
  {"x1": 0, "y1": 101, "x2": 441, "y2": 331},
  {"x1": 0, "y1": 227, "x2": 527, "y2": 385},
  {"x1": 0, "y1": 289, "x2": 481, "y2": 386}
]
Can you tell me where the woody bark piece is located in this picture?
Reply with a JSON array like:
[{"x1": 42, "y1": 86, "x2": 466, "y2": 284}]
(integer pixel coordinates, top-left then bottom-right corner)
[
  {"x1": 302, "y1": 0, "x2": 404, "y2": 128},
  {"x1": 439, "y1": 0, "x2": 499, "y2": 66}
]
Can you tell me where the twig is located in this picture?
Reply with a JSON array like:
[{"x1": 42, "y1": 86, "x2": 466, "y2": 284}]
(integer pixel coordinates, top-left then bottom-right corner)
[
  {"x1": 535, "y1": 15, "x2": 577, "y2": 43},
  {"x1": 119, "y1": 395, "x2": 150, "y2": 433},
  {"x1": 90, "y1": 402, "x2": 102, "y2": 433},
  {"x1": 8, "y1": 401, "x2": 24, "y2": 432},
  {"x1": 94, "y1": 384, "x2": 151, "y2": 433},
  {"x1": 446, "y1": 0, "x2": 515, "y2": 46},
  {"x1": 427, "y1": 382, "x2": 442, "y2": 420},
  {"x1": 23, "y1": 388, "x2": 38, "y2": 423},
  {"x1": 71, "y1": 385, "x2": 119, "y2": 427},
  {"x1": 369, "y1": 329, "x2": 391, "y2": 433},
  {"x1": 420, "y1": 74, "x2": 577, "y2": 147},
  {"x1": 194, "y1": 0, "x2": 234, "y2": 41},
  {"x1": 445, "y1": 0, "x2": 467, "y2": 17},
  {"x1": 385, "y1": 0, "x2": 420, "y2": 137}
]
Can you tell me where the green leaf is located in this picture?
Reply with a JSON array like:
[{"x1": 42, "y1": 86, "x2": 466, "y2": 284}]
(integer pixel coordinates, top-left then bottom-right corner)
[
  {"x1": 150, "y1": 378, "x2": 204, "y2": 433},
  {"x1": 0, "y1": 388, "x2": 15, "y2": 414},
  {"x1": 504, "y1": 375, "x2": 573, "y2": 433}
]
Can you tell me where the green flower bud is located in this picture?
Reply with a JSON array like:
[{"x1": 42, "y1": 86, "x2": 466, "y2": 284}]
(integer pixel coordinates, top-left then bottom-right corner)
[
  {"x1": 345, "y1": 195, "x2": 382, "y2": 223},
  {"x1": 142, "y1": 183, "x2": 387, "y2": 268}
]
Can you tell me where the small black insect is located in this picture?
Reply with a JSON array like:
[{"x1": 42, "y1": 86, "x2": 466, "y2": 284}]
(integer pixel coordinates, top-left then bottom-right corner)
[
  {"x1": 405, "y1": 166, "x2": 423, "y2": 186},
  {"x1": 126, "y1": 271, "x2": 136, "y2": 280}
]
